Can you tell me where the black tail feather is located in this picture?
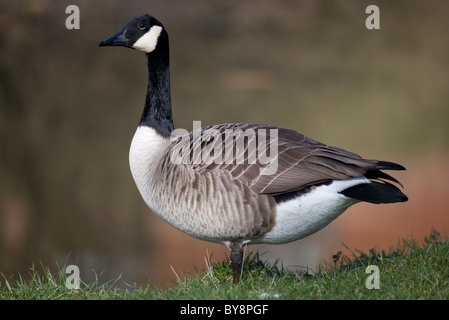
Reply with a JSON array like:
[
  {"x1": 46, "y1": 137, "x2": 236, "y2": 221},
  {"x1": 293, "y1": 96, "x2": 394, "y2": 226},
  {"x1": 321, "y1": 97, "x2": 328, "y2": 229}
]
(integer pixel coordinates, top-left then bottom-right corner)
[
  {"x1": 365, "y1": 160, "x2": 406, "y2": 187},
  {"x1": 365, "y1": 169, "x2": 403, "y2": 187},
  {"x1": 374, "y1": 160, "x2": 406, "y2": 171},
  {"x1": 341, "y1": 180, "x2": 408, "y2": 204},
  {"x1": 343, "y1": 160, "x2": 408, "y2": 204}
]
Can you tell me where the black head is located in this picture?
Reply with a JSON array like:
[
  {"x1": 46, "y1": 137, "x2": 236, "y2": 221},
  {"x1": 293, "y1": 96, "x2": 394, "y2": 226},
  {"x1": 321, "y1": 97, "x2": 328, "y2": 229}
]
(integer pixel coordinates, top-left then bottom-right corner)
[{"x1": 99, "y1": 14, "x2": 166, "y2": 53}]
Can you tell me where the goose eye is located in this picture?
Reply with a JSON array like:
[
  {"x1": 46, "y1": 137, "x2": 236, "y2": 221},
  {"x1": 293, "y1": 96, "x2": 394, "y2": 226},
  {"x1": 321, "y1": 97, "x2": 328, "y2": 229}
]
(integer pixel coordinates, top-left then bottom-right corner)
[{"x1": 138, "y1": 22, "x2": 146, "y2": 30}]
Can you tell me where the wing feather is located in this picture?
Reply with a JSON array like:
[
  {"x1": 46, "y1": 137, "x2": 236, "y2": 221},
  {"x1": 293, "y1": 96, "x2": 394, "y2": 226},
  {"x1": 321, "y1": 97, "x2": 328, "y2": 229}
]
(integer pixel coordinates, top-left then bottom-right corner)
[{"x1": 169, "y1": 123, "x2": 401, "y2": 197}]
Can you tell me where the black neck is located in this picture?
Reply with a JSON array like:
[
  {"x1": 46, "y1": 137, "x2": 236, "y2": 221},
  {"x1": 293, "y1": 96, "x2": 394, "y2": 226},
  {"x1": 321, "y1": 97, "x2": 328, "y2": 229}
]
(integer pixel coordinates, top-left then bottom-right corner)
[{"x1": 139, "y1": 31, "x2": 174, "y2": 137}]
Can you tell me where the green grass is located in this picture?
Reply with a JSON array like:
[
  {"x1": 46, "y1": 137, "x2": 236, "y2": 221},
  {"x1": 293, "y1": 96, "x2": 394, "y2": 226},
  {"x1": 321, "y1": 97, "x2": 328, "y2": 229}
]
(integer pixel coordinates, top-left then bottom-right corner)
[{"x1": 1, "y1": 231, "x2": 448, "y2": 300}]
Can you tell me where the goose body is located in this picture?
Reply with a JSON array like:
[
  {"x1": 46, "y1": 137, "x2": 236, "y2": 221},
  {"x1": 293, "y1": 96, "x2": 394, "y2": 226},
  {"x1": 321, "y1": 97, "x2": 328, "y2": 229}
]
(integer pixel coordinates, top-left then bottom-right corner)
[{"x1": 100, "y1": 14, "x2": 407, "y2": 281}]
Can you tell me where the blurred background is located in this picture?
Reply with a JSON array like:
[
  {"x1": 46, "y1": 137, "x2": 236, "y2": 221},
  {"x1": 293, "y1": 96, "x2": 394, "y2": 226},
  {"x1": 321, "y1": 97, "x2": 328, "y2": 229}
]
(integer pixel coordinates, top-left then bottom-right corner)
[{"x1": 1, "y1": 0, "x2": 448, "y2": 288}]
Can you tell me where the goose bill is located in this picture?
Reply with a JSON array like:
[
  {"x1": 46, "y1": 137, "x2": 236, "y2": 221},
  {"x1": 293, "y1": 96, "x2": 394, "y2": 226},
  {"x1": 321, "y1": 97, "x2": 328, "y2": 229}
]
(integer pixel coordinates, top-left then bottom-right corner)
[{"x1": 99, "y1": 28, "x2": 130, "y2": 48}]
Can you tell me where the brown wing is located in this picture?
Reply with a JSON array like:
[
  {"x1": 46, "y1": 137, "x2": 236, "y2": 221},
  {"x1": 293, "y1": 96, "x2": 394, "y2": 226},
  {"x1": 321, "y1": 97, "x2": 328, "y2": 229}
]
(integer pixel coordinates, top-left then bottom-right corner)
[{"x1": 169, "y1": 123, "x2": 385, "y2": 196}]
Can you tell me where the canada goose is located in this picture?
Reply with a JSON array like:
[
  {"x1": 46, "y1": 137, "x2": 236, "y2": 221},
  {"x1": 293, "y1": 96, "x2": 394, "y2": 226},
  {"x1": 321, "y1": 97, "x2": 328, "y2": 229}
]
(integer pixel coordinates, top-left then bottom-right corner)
[{"x1": 99, "y1": 14, "x2": 408, "y2": 282}]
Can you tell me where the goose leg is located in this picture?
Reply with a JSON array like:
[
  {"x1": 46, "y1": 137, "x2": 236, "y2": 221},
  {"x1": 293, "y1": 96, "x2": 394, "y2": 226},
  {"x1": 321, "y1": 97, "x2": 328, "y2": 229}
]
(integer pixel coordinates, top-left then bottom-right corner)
[{"x1": 229, "y1": 242, "x2": 244, "y2": 283}]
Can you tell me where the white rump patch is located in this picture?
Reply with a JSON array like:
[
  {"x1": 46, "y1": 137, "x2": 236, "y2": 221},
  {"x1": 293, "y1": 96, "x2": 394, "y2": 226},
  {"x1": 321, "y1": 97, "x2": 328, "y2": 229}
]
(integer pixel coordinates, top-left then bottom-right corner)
[
  {"x1": 132, "y1": 25, "x2": 163, "y2": 53},
  {"x1": 254, "y1": 177, "x2": 371, "y2": 244}
]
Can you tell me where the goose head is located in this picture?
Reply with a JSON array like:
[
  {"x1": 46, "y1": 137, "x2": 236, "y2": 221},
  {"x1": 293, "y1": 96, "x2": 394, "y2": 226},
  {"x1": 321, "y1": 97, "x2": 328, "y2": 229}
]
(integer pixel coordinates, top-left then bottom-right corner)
[{"x1": 99, "y1": 14, "x2": 166, "y2": 54}]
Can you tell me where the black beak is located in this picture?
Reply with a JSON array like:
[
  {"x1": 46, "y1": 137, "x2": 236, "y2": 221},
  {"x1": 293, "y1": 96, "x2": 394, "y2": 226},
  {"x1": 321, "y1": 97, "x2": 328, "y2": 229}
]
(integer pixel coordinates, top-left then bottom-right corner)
[{"x1": 99, "y1": 28, "x2": 130, "y2": 47}]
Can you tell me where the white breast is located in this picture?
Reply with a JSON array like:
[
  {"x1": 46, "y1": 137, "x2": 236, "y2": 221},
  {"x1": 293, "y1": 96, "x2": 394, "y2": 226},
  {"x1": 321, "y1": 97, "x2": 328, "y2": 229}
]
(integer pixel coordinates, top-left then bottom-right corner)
[
  {"x1": 254, "y1": 177, "x2": 371, "y2": 244},
  {"x1": 129, "y1": 126, "x2": 169, "y2": 202}
]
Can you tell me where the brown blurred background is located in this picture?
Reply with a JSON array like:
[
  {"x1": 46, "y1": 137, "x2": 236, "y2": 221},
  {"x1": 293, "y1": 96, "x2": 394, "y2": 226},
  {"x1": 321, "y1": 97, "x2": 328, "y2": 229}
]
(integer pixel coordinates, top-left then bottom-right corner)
[{"x1": 1, "y1": 0, "x2": 448, "y2": 288}]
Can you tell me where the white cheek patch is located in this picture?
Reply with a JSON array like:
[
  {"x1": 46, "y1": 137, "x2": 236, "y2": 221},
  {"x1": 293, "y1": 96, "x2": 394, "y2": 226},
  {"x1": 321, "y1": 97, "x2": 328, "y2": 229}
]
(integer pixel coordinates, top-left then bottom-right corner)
[{"x1": 132, "y1": 25, "x2": 163, "y2": 53}]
